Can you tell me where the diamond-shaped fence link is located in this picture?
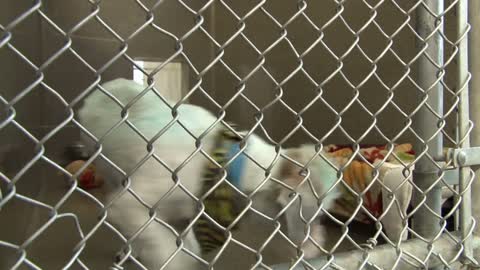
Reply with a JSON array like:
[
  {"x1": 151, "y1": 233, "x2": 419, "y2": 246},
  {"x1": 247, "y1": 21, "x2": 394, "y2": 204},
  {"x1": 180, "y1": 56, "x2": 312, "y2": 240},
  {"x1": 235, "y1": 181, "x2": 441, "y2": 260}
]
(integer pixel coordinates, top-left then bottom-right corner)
[{"x1": 0, "y1": 0, "x2": 477, "y2": 269}]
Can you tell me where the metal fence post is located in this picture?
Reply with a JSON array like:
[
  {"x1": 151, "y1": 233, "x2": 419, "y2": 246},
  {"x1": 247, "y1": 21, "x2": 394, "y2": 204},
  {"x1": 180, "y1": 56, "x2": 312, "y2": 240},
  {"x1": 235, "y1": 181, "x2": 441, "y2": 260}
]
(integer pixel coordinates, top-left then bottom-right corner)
[{"x1": 412, "y1": 1, "x2": 444, "y2": 269}]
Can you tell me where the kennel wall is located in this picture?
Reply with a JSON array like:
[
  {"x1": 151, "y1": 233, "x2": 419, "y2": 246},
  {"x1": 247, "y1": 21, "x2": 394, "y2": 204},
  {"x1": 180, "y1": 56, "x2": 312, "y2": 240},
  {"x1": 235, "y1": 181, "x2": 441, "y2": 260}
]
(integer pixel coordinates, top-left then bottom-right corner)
[{"x1": 1, "y1": 0, "x2": 479, "y2": 269}]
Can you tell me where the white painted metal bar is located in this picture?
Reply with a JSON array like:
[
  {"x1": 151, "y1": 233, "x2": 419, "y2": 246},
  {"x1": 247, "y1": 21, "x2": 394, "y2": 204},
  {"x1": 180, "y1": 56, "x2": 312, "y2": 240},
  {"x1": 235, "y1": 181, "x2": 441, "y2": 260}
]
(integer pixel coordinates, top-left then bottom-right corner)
[
  {"x1": 469, "y1": 1, "x2": 480, "y2": 263},
  {"x1": 269, "y1": 234, "x2": 480, "y2": 270},
  {"x1": 457, "y1": 0, "x2": 476, "y2": 265}
]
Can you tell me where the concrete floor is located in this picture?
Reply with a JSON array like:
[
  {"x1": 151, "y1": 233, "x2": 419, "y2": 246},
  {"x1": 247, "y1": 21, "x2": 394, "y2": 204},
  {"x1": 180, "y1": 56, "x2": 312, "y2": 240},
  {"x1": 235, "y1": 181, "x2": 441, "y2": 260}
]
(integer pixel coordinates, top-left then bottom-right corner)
[
  {"x1": 0, "y1": 168, "x2": 383, "y2": 270},
  {"x1": 0, "y1": 193, "x2": 378, "y2": 270}
]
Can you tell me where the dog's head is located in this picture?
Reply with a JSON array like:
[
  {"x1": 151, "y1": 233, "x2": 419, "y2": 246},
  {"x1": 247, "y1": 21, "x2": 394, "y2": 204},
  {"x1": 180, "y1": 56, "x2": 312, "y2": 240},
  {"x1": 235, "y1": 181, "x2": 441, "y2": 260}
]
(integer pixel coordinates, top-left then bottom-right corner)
[
  {"x1": 276, "y1": 145, "x2": 340, "y2": 214},
  {"x1": 274, "y1": 145, "x2": 340, "y2": 248}
]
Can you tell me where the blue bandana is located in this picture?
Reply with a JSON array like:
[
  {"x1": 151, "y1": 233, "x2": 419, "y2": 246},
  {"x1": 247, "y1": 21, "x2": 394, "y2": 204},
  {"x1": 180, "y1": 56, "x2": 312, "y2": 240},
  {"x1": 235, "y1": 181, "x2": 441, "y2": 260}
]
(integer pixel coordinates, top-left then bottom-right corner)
[
  {"x1": 194, "y1": 127, "x2": 248, "y2": 254},
  {"x1": 225, "y1": 138, "x2": 246, "y2": 189}
]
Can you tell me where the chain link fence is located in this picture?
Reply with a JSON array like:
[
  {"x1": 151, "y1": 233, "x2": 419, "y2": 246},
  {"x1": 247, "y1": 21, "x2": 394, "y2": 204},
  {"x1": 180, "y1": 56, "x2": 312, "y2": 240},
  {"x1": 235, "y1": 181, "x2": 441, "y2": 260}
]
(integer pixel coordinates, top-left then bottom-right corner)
[{"x1": 0, "y1": 0, "x2": 477, "y2": 269}]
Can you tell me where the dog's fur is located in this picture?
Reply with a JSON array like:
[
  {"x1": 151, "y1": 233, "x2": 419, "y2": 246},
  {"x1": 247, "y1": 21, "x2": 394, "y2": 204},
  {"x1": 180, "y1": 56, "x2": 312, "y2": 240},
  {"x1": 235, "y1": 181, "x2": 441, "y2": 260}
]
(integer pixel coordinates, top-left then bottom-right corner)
[{"x1": 77, "y1": 78, "x2": 340, "y2": 269}]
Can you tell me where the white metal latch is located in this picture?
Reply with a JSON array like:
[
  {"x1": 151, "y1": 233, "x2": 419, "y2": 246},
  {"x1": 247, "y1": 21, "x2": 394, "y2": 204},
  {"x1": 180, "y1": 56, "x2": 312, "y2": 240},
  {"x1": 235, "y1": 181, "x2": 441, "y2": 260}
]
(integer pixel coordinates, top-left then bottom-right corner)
[{"x1": 446, "y1": 147, "x2": 480, "y2": 167}]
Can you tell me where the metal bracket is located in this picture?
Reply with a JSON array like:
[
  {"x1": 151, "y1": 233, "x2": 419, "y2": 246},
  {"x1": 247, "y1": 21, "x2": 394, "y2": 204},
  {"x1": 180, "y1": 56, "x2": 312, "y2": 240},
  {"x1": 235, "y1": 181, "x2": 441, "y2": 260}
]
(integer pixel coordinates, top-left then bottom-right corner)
[{"x1": 446, "y1": 147, "x2": 480, "y2": 167}]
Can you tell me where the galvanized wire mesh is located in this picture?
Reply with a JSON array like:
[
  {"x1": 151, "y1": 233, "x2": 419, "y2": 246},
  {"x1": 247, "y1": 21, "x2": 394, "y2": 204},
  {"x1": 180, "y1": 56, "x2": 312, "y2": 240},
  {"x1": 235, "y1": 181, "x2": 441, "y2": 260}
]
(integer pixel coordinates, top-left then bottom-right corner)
[{"x1": 0, "y1": 0, "x2": 476, "y2": 270}]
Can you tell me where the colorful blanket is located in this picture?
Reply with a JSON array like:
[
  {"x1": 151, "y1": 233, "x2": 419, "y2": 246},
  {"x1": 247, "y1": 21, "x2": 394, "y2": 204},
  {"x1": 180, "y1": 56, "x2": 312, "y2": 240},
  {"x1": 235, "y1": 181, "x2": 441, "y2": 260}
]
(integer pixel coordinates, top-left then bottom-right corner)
[{"x1": 326, "y1": 144, "x2": 415, "y2": 224}]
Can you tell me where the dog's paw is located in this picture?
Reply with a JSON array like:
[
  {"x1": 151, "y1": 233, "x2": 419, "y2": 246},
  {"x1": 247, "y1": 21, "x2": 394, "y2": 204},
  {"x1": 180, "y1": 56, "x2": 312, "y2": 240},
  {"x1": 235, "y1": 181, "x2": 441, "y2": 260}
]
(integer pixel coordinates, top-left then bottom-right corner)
[{"x1": 302, "y1": 224, "x2": 327, "y2": 259}]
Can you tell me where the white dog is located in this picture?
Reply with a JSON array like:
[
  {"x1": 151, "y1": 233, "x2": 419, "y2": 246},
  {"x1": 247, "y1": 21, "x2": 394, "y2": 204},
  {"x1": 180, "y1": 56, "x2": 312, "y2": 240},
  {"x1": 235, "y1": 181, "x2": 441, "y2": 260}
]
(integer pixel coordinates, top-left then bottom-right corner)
[{"x1": 77, "y1": 78, "x2": 340, "y2": 269}]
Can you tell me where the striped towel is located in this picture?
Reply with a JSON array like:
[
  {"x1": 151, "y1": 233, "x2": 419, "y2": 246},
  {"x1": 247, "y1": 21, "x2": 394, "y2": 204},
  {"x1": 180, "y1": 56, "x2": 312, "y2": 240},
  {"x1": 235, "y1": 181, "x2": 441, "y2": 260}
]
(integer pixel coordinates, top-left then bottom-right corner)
[{"x1": 326, "y1": 144, "x2": 415, "y2": 223}]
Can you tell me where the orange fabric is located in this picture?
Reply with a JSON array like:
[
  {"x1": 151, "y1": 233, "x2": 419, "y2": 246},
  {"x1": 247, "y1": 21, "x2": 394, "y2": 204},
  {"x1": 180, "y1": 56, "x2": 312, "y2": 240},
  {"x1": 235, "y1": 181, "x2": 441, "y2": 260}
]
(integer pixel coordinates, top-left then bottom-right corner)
[{"x1": 327, "y1": 144, "x2": 414, "y2": 223}]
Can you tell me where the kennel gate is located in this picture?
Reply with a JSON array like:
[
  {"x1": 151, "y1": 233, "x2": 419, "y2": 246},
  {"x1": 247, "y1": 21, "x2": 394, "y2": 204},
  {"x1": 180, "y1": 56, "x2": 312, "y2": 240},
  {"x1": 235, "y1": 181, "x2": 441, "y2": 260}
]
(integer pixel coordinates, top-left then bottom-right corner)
[{"x1": 1, "y1": 0, "x2": 480, "y2": 269}]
